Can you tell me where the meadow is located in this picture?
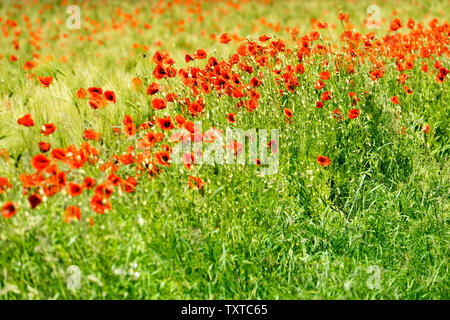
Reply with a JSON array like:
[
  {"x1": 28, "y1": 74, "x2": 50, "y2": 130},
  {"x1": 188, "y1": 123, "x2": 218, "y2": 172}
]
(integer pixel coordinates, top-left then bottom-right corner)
[{"x1": 0, "y1": 0, "x2": 449, "y2": 299}]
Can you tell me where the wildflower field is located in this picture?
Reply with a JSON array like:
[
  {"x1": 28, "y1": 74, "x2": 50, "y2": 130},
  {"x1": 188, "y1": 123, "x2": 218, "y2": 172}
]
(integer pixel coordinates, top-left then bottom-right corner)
[{"x1": 0, "y1": 0, "x2": 449, "y2": 300}]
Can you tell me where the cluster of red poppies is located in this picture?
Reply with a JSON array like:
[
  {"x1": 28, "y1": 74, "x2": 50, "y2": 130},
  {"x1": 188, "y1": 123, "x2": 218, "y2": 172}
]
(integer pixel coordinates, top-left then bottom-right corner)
[
  {"x1": 1, "y1": 15, "x2": 448, "y2": 222},
  {"x1": 76, "y1": 87, "x2": 117, "y2": 110}
]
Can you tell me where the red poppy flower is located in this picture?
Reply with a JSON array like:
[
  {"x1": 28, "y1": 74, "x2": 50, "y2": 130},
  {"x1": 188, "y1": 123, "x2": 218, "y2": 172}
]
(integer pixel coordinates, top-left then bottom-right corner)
[
  {"x1": 89, "y1": 100, "x2": 100, "y2": 109},
  {"x1": 151, "y1": 97, "x2": 167, "y2": 110},
  {"x1": 76, "y1": 88, "x2": 86, "y2": 98},
  {"x1": 436, "y1": 67, "x2": 448, "y2": 83},
  {"x1": 38, "y1": 141, "x2": 51, "y2": 153},
  {"x1": 439, "y1": 67, "x2": 448, "y2": 77},
  {"x1": 153, "y1": 64, "x2": 167, "y2": 79},
  {"x1": 152, "y1": 51, "x2": 164, "y2": 64},
  {"x1": 348, "y1": 108, "x2": 360, "y2": 119},
  {"x1": 250, "y1": 77, "x2": 262, "y2": 87},
  {"x1": 317, "y1": 155, "x2": 331, "y2": 167},
  {"x1": 23, "y1": 60, "x2": 36, "y2": 71},
  {"x1": 31, "y1": 154, "x2": 51, "y2": 171},
  {"x1": 295, "y1": 63, "x2": 305, "y2": 74},
  {"x1": 28, "y1": 193, "x2": 42, "y2": 209},
  {"x1": 390, "y1": 18, "x2": 402, "y2": 31},
  {"x1": 90, "y1": 92, "x2": 109, "y2": 109},
  {"x1": 188, "y1": 176, "x2": 205, "y2": 190},
  {"x1": 227, "y1": 113, "x2": 236, "y2": 123},
  {"x1": 2, "y1": 202, "x2": 17, "y2": 218},
  {"x1": 83, "y1": 177, "x2": 96, "y2": 189},
  {"x1": 88, "y1": 87, "x2": 103, "y2": 95},
  {"x1": 193, "y1": 49, "x2": 207, "y2": 59},
  {"x1": 337, "y1": 13, "x2": 346, "y2": 20},
  {"x1": 316, "y1": 101, "x2": 324, "y2": 109},
  {"x1": 122, "y1": 177, "x2": 137, "y2": 193},
  {"x1": 104, "y1": 90, "x2": 116, "y2": 103},
  {"x1": 0, "y1": 177, "x2": 12, "y2": 194},
  {"x1": 95, "y1": 183, "x2": 114, "y2": 198},
  {"x1": 319, "y1": 71, "x2": 330, "y2": 80},
  {"x1": 434, "y1": 61, "x2": 442, "y2": 70},
  {"x1": 314, "y1": 80, "x2": 325, "y2": 90},
  {"x1": 64, "y1": 206, "x2": 81, "y2": 223},
  {"x1": 90, "y1": 194, "x2": 111, "y2": 214},
  {"x1": 188, "y1": 101, "x2": 204, "y2": 117},
  {"x1": 422, "y1": 124, "x2": 430, "y2": 134},
  {"x1": 369, "y1": 69, "x2": 384, "y2": 81},
  {"x1": 139, "y1": 131, "x2": 164, "y2": 148},
  {"x1": 259, "y1": 35, "x2": 271, "y2": 42},
  {"x1": 17, "y1": 114, "x2": 35, "y2": 127},
  {"x1": 56, "y1": 171, "x2": 67, "y2": 187},
  {"x1": 284, "y1": 108, "x2": 293, "y2": 124},
  {"x1": 284, "y1": 108, "x2": 293, "y2": 118},
  {"x1": 321, "y1": 91, "x2": 332, "y2": 101},
  {"x1": 219, "y1": 33, "x2": 232, "y2": 44},
  {"x1": 405, "y1": 61, "x2": 414, "y2": 70},
  {"x1": 122, "y1": 115, "x2": 133, "y2": 127},
  {"x1": 67, "y1": 182, "x2": 83, "y2": 197},
  {"x1": 147, "y1": 82, "x2": 161, "y2": 95},
  {"x1": 391, "y1": 96, "x2": 400, "y2": 104},
  {"x1": 155, "y1": 150, "x2": 170, "y2": 167},
  {"x1": 166, "y1": 92, "x2": 178, "y2": 102},
  {"x1": 124, "y1": 124, "x2": 137, "y2": 137},
  {"x1": 107, "y1": 173, "x2": 122, "y2": 186},
  {"x1": 404, "y1": 86, "x2": 413, "y2": 95},
  {"x1": 173, "y1": 115, "x2": 186, "y2": 128},
  {"x1": 38, "y1": 76, "x2": 53, "y2": 87},
  {"x1": 157, "y1": 116, "x2": 174, "y2": 131},
  {"x1": 51, "y1": 148, "x2": 67, "y2": 161},
  {"x1": 9, "y1": 54, "x2": 17, "y2": 62},
  {"x1": 41, "y1": 123, "x2": 56, "y2": 136},
  {"x1": 83, "y1": 129, "x2": 102, "y2": 141}
]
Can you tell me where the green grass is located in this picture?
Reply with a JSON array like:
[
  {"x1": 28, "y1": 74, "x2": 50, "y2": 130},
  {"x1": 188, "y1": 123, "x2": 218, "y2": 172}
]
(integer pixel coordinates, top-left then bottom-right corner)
[{"x1": 0, "y1": 0, "x2": 449, "y2": 299}]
